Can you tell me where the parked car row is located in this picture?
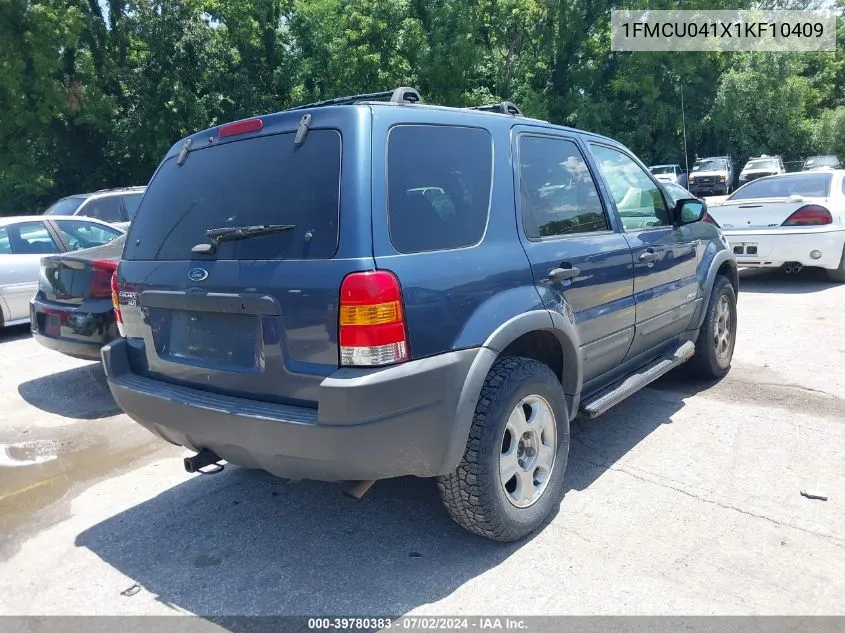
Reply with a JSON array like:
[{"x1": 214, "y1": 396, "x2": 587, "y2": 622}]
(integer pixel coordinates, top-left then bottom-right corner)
[{"x1": 650, "y1": 154, "x2": 841, "y2": 197}]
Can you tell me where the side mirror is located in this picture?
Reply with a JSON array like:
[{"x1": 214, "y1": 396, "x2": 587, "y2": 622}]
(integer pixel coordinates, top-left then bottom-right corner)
[{"x1": 673, "y1": 198, "x2": 707, "y2": 226}]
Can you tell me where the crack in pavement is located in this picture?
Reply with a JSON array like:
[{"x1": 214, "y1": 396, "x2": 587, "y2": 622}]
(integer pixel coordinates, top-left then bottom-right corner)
[{"x1": 568, "y1": 452, "x2": 844, "y2": 548}]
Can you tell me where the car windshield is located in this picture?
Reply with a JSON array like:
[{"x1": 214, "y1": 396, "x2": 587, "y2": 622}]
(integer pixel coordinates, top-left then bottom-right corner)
[
  {"x1": 692, "y1": 159, "x2": 726, "y2": 172},
  {"x1": 745, "y1": 159, "x2": 777, "y2": 171},
  {"x1": 44, "y1": 196, "x2": 88, "y2": 216},
  {"x1": 804, "y1": 156, "x2": 840, "y2": 168},
  {"x1": 728, "y1": 173, "x2": 831, "y2": 200},
  {"x1": 649, "y1": 166, "x2": 675, "y2": 175}
]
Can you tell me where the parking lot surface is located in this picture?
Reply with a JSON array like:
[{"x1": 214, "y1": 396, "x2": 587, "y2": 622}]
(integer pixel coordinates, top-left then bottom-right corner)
[{"x1": 0, "y1": 268, "x2": 843, "y2": 617}]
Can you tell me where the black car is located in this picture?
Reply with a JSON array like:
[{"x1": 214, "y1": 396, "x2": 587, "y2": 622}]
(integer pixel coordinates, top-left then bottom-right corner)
[{"x1": 31, "y1": 235, "x2": 124, "y2": 360}]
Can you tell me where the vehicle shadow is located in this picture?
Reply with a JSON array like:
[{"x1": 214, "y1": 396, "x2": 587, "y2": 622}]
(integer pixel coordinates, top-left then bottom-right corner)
[
  {"x1": 73, "y1": 376, "x2": 691, "y2": 622},
  {"x1": 0, "y1": 324, "x2": 32, "y2": 344},
  {"x1": 738, "y1": 267, "x2": 838, "y2": 294},
  {"x1": 17, "y1": 362, "x2": 120, "y2": 419}
]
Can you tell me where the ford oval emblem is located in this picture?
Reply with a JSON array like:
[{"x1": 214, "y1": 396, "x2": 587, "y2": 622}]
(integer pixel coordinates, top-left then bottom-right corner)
[{"x1": 188, "y1": 267, "x2": 209, "y2": 282}]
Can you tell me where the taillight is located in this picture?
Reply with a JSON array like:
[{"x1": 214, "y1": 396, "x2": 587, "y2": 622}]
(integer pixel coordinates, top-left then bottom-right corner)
[
  {"x1": 703, "y1": 213, "x2": 720, "y2": 227},
  {"x1": 90, "y1": 260, "x2": 117, "y2": 299},
  {"x1": 782, "y1": 205, "x2": 832, "y2": 226},
  {"x1": 338, "y1": 271, "x2": 409, "y2": 367},
  {"x1": 218, "y1": 118, "x2": 263, "y2": 138},
  {"x1": 111, "y1": 270, "x2": 126, "y2": 337}
]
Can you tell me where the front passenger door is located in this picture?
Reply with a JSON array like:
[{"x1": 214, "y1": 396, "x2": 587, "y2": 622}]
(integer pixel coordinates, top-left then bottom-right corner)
[{"x1": 589, "y1": 144, "x2": 699, "y2": 361}]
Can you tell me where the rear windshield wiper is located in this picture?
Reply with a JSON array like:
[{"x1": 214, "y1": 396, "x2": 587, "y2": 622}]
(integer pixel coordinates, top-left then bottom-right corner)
[{"x1": 205, "y1": 224, "x2": 296, "y2": 245}]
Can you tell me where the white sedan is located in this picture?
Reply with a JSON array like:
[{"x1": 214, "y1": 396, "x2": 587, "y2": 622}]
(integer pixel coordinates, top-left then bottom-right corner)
[
  {"x1": 1, "y1": 215, "x2": 124, "y2": 327},
  {"x1": 706, "y1": 170, "x2": 845, "y2": 281}
]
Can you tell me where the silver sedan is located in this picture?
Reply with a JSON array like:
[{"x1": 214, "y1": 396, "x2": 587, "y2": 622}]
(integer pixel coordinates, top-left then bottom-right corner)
[{"x1": 0, "y1": 215, "x2": 124, "y2": 327}]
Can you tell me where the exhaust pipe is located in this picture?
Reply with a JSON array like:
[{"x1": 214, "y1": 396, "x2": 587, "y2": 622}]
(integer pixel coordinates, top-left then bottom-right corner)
[
  {"x1": 781, "y1": 262, "x2": 803, "y2": 275},
  {"x1": 343, "y1": 480, "x2": 375, "y2": 501},
  {"x1": 184, "y1": 448, "x2": 222, "y2": 473}
]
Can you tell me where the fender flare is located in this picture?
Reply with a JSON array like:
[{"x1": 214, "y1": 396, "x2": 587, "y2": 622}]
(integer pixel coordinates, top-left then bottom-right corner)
[
  {"x1": 440, "y1": 310, "x2": 582, "y2": 473},
  {"x1": 693, "y1": 250, "x2": 738, "y2": 330}
]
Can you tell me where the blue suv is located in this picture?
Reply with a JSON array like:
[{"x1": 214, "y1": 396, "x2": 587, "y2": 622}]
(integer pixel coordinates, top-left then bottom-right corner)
[{"x1": 104, "y1": 88, "x2": 738, "y2": 541}]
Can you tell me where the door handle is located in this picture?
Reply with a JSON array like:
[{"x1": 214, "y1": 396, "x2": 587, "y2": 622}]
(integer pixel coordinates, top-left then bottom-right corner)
[
  {"x1": 548, "y1": 266, "x2": 581, "y2": 282},
  {"x1": 639, "y1": 249, "x2": 659, "y2": 263}
]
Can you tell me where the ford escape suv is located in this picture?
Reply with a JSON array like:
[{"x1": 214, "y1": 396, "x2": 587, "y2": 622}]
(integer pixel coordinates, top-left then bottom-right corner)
[{"x1": 104, "y1": 87, "x2": 738, "y2": 542}]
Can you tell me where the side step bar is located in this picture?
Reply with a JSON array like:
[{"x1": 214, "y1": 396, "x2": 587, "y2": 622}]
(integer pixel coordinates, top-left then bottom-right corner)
[{"x1": 580, "y1": 341, "x2": 696, "y2": 419}]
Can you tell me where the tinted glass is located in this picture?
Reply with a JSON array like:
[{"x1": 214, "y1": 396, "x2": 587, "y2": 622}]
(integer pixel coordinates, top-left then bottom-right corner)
[
  {"x1": 729, "y1": 173, "x2": 831, "y2": 200},
  {"x1": 0, "y1": 228, "x2": 10, "y2": 254},
  {"x1": 10, "y1": 222, "x2": 59, "y2": 254},
  {"x1": 44, "y1": 196, "x2": 87, "y2": 216},
  {"x1": 125, "y1": 131, "x2": 340, "y2": 261},
  {"x1": 79, "y1": 196, "x2": 124, "y2": 223},
  {"x1": 590, "y1": 144, "x2": 670, "y2": 230},
  {"x1": 54, "y1": 220, "x2": 122, "y2": 251},
  {"x1": 518, "y1": 136, "x2": 608, "y2": 238},
  {"x1": 387, "y1": 125, "x2": 491, "y2": 253},
  {"x1": 122, "y1": 193, "x2": 143, "y2": 220}
]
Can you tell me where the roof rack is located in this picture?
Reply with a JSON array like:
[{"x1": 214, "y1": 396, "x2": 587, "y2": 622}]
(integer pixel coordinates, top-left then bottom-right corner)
[
  {"x1": 467, "y1": 101, "x2": 523, "y2": 117},
  {"x1": 287, "y1": 86, "x2": 422, "y2": 111}
]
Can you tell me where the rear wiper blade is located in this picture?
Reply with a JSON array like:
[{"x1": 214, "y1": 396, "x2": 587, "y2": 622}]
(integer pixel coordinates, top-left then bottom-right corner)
[{"x1": 205, "y1": 224, "x2": 295, "y2": 245}]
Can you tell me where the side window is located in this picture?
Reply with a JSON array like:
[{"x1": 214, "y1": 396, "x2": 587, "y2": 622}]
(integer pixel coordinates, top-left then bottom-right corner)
[
  {"x1": 518, "y1": 136, "x2": 609, "y2": 238},
  {"x1": 79, "y1": 196, "x2": 123, "y2": 223},
  {"x1": 54, "y1": 220, "x2": 122, "y2": 251},
  {"x1": 842, "y1": 177, "x2": 845, "y2": 196},
  {"x1": 122, "y1": 193, "x2": 143, "y2": 220},
  {"x1": 387, "y1": 125, "x2": 492, "y2": 253},
  {"x1": 590, "y1": 144, "x2": 670, "y2": 231},
  {"x1": 13, "y1": 222, "x2": 60, "y2": 254},
  {"x1": 0, "y1": 228, "x2": 10, "y2": 254}
]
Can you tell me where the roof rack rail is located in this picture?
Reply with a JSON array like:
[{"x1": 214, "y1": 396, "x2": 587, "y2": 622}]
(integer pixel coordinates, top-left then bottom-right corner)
[
  {"x1": 468, "y1": 101, "x2": 523, "y2": 116},
  {"x1": 287, "y1": 86, "x2": 422, "y2": 111}
]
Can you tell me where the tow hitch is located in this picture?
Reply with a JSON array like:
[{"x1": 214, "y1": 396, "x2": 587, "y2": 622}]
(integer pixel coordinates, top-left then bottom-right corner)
[{"x1": 184, "y1": 448, "x2": 223, "y2": 474}]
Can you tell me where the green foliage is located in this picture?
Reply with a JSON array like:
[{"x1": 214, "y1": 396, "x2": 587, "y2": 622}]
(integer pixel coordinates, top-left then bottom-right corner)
[{"x1": 0, "y1": 0, "x2": 843, "y2": 213}]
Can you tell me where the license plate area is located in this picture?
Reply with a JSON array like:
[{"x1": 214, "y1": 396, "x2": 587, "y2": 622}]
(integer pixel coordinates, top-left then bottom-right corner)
[{"x1": 162, "y1": 310, "x2": 260, "y2": 369}]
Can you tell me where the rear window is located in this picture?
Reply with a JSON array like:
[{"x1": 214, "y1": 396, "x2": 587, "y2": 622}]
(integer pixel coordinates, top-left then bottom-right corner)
[
  {"x1": 387, "y1": 125, "x2": 492, "y2": 253},
  {"x1": 125, "y1": 130, "x2": 341, "y2": 260},
  {"x1": 44, "y1": 196, "x2": 88, "y2": 216},
  {"x1": 650, "y1": 166, "x2": 675, "y2": 175},
  {"x1": 729, "y1": 173, "x2": 831, "y2": 200}
]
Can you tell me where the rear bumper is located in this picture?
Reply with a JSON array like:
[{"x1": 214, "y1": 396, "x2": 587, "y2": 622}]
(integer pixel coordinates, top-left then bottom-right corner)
[
  {"x1": 30, "y1": 296, "x2": 117, "y2": 361},
  {"x1": 102, "y1": 338, "x2": 479, "y2": 481},
  {"x1": 722, "y1": 228, "x2": 845, "y2": 269}
]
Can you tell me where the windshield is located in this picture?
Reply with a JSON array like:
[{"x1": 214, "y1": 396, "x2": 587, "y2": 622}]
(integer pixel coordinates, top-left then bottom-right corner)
[
  {"x1": 649, "y1": 166, "x2": 675, "y2": 175},
  {"x1": 124, "y1": 130, "x2": 341, "y2": 261},
  {"x1": 728, "y1": 173, "x2": 831, "y2": 200},
  {"x1": 745, "y1": 159, "x2": 777, "y2": 171},
  {"x1": 804, "y1": 156, "x2": 840, "y2": 168},
  {"x1": 44, "y1": 196, "x2": 88, "y2": 216},
  {"x1": 692, "y1": 159, "x2": 726, "y2": 172}
]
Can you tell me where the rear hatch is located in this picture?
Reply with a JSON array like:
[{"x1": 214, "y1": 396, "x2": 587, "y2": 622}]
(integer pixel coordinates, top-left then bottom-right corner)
[{"x1": 118, "y1": 108, "x2": 372, "y2": 406}]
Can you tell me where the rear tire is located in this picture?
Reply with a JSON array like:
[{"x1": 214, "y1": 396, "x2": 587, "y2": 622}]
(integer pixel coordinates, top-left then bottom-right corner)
[
  {"x1": 826, "y1": 245, "x2": 845, "y2": 282},
  {"x1": 437, "y1": 357, "x2": 570, "y2": 542},
  {"x1": 688, "y1": 275, "x2": 737, "y2": 380}
]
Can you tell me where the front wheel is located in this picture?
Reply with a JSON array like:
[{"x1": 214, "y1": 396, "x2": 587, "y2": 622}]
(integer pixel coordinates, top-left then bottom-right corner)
[
  {"x1": 688, "y1": 276, "x2": 737, "y2": 379},
  {"x1": 437, "y1": 357, "x2": 570, "y2": 542}
]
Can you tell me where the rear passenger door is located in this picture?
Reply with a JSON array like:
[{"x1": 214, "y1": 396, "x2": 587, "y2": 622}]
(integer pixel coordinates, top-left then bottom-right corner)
[
  {"x1": 588, "y1": 143, "x2": 699, "y2": 361},
  {"x1": 514, "y1": 130, "x2": 635, "y2": 382},
  {"x1": 0, "y1": 221, "x2": 60, "y2": 321}
]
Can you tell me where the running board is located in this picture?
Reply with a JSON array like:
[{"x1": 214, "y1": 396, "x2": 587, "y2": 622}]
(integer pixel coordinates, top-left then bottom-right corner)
[{"x1": 580, "y1": 341, "x2": 696, "y2": 419}]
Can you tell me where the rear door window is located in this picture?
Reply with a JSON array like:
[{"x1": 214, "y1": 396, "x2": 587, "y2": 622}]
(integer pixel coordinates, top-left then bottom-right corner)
[
  {"x1": 517, "y1": 135, "x2": 609, "y2": 238},
  {"x1": 0, "y1": 228, "x2": 11, "y2": 254},
  {"x1": 730, "y1": 173, "x2": 831, "y2": 200},
  {"x1": 125, "y1": 130, "x2": 341, "y2": 261},
  {"x1": 80, "y1": 196, "x2": 124, "y2": 223},
  {"x1": 387, "y1": 125, "x2": 492, "y2": 253},
  {"x1": 122, "y1": 193, "x2": 143, "y2": 220},
  {"x1": 9, "y1": 222, "x2": 60, "y2": 254}
]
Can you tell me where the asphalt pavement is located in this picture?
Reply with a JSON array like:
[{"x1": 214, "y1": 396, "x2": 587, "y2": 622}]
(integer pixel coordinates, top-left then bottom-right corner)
[{"x1": 0, "y1": 267, "x2": 843, "y2": 617}]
